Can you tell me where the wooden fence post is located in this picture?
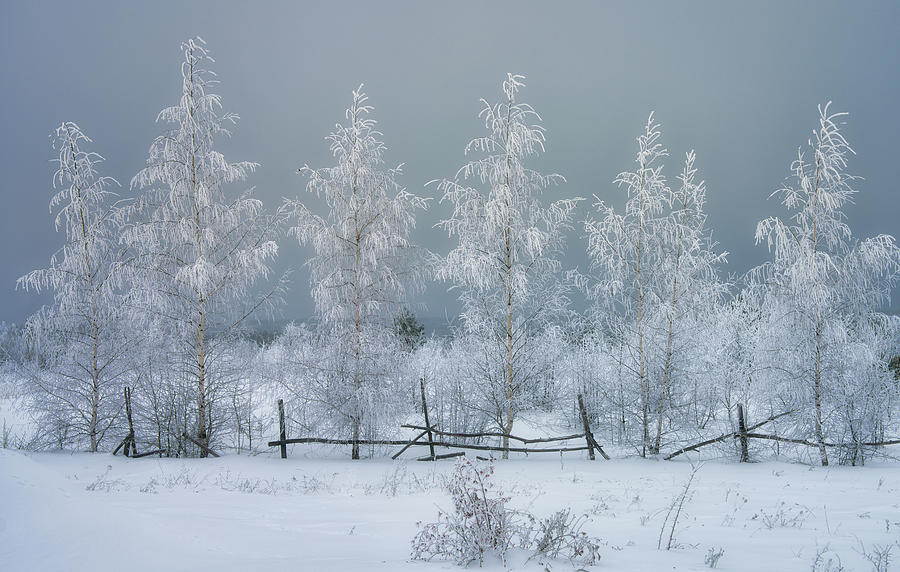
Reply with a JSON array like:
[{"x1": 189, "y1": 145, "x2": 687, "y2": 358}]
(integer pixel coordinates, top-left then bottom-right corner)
[
  {"x1": 124, "y1": 387, "x2": 137, "y2": 457},
  {"x1": 277, "y1": 399, "x2": 287, "y2": 460},
  {"x1": 420, "y1": 379, "x2": 435, "y2": 460},
  {"x1": 737, "y1": 403, "x2": 749, "y2": 463},
  {"x1": 577, "y1": 394, "x2": 596, "y2": 461}
]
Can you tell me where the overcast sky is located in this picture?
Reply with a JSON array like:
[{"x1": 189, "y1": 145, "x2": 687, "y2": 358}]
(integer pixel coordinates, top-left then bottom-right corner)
[{"x1": 1, "y1": 1, "x2": 898, "y2": 327}]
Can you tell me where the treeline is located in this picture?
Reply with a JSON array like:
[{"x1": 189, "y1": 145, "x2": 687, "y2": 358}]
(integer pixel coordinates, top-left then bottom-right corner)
[{"x1": 3, "y1": 38, "x2": 899, "y2": 465}]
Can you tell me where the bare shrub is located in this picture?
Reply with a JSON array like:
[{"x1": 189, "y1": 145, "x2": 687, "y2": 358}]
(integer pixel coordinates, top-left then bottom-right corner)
[
  {"x1": 753, "y1": 500, "x2": 810, "y2": 529},
  {"x1": 659, "y1": 463, "x2": 701, "y2": 550},
  {"x1": 704, "y1": 546, "x2": 725, "y2": 568},
  {"x1": 411, "y1": 458, "x2": 602, "y2": 567},
  {"x1": 855, "y1": 539, "x2": 894, "y2": 572},
  {"x1": 411, "y1": 459, "x2": 516, "y2": 566},
  {"x1": 524, "y1": 508, "x2": 602, "y2": 566},
  {"x1": 811, "y1": 544, "x2": 844, "y2": 572}
]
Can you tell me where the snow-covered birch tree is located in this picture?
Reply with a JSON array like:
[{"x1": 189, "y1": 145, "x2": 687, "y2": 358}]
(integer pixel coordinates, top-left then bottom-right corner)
[
  {"x1": 18, "y1": 122, "x2": 127, "y2": 452},
  {"x1": 284, "y1": 85, "x2": 427, "y2": 459},
  {"x1": 579, "y1": 113, "x2": 671, "y2": 457},
  {"x1": 122, "y1": 38, "x2": 280, "y2": 457},
  {"x1": 433, "y1": 74, "x2": 578, "y2": 458},
  {"x1": 649, "y1": 151, "x2": 727, "y2": 453},
  {"x1": 754, "y1": 103, "x2": 900, "y2": 465}
]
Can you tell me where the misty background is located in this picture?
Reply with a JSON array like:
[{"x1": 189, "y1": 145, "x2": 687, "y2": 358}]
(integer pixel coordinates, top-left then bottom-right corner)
[{"x1": 2, "y1": 1, "x2": 898, "y2": 332}]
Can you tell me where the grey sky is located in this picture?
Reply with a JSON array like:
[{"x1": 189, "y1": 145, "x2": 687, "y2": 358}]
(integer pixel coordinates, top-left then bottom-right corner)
[{"x1": 2, "y1": 1, "x2": 898, "y2": 326}]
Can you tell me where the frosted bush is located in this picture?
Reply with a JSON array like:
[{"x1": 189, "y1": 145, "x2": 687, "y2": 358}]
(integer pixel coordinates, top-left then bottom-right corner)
[
  {"x1": 523, "y1": 508, "x2": 602, "y2": 566},
  {"x1": 411, "y1": 458, "x2": 602, "y2": 567},
  {"x1": 411, "y1": 459, "x2": 516, "y2": 566}
]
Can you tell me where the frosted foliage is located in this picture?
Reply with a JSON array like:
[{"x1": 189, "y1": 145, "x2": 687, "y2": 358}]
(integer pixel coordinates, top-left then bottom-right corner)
[
  {"x1": 754, "y1": 103, "x2": 895, "y2": 314},
  {"x1": 20, "y1": 123, "x2": 122, "y2": 317},
  {"x1": 125, "y1": 38, "x2": 277, "y2": 325},
  {"x1": 753, "y1": 103, "x2": 900, "y2": 464},
  {"x1": 435, "y1": 74, "x2": 576, "y2": 312},
  {"x1": 283, "y1": 86, "x2": 425, "y2": 458},
  {"x1": 433, "y1": 74, "x2": 577, "y2": 452},
  {"x1": 411, "y1": 460, "x2": 515, "y2": 566},
  {"x1": 17, "y1": 122, "x2": 127, "y2": 451},
  {"x1": 579, "y1": 114, "x2": 670, "y2": 455},
  {"x1": 580, "y1": 114, "x2": 670, "y2": 305},
  {"x1": 578, "y1": 115, "x2": 727, "y2": 455},
  {"x1": 665, "y1": 150, "x2": 726, "y2": 307},
  {"x1": 272, "y1": 324, "x2": 406, "y2": 443},
  {"x1": 402, "y1": 337, "x2": 494, "y2": 436},
  {"x1": 646, "y1": 151, "x2": 727, "y2": 450},
  {"x1": 122, "y1": 38, "x2": 279, "y2": 454},
  {"x1": 287, "y1": 86, "x2": 427, "y2": 329}
]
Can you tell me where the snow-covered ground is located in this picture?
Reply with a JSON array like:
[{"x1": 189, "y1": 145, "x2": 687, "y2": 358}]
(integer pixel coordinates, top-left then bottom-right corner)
[{"x1": 2, "y1": 446, "x2": 899, "y2": 571}]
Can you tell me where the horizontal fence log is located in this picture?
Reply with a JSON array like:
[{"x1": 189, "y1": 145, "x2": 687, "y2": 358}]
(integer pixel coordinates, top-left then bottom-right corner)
[
  {"x1": 131, "y1": 449, "x2": 165, "y2": 459},
  {"x1": 399, "y1": 424, "x2": 585, "y2": 444},
  {"x1": 268, "y1": 437, "x2": 415, "y2": 447},
  {"x1": 411, "y1": 440, "x2": 592, "y2": 454},
  {"x1": 852, "y1": 439, "x2": 900, "y2": 447},
  {"x1": 268, "y1": 436, "x2": 592, "y2": 454},
  {"x1": 746, "y1": 433, "x2": 900, "y2": 449},
  {"x1": 417, "y1": 452, "x2": 466, "y2": 461}
]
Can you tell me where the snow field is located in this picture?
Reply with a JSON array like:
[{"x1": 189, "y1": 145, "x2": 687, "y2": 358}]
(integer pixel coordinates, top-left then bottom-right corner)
[{"x1": 2, "y1": 448, "x2": 899, "y2": 571}]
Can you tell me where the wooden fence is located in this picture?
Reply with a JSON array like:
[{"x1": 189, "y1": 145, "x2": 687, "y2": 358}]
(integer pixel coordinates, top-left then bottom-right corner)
[
  {"x1": 267, "y1": 385, "x2": 610, "y2": 461},
  {"x1": 665, "y1": 405, "x2": 900, "y2": 462}
]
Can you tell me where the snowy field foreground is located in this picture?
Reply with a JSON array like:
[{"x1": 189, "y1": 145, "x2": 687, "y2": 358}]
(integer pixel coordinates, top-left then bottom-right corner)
[{"x1": 2, "y1": 449, "x2": 899, "y2": 571}]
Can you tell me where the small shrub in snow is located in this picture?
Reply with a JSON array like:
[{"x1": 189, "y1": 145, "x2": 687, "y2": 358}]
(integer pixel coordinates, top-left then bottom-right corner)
[
  {"x1": 721, "y1": 489, "x2": 748, "y2": 527},
  {"x1": 658, "y1": 463, "x2": 700, "y2": 550},
  {"x1": 363, "y1": 464, "x2": 440, "y2": 497},
  {"x1": 855, "y1": 540, "x2": 894, "y2": 572},
  {"x1": 411, "y1": 459, "x2": 516, "y2": 566},
  {"x1": 84, "y1": 465, "x2": 127, "y2": 493},
  {"x1": 411, "y1": 458, "x2": 602, "y2": 567},
  {"x1": 140, "y1": 478, "x2": 159, "y2": 494},
  {"x1": 292, "y1": 473, "x2": 337, "y2": 494},
  {"x1": 811, "y1": 545, "x2": 844, "y2": 572},
  {"x1": 754, "y1": 500, "x2": 810, "y2": 529},
  {"x1": 215, "y1": 472, "x2": 284, "y2": 495},
  {"x1": 523, "y1": 508, "x2": 602, "y2": 566},
  {"x1": 704, "y1": 546, "x2": 725, "y2": 568}
]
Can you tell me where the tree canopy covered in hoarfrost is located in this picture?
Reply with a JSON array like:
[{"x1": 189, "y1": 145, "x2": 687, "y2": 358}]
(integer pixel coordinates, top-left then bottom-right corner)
[{"x1": 121, "y1": 37, "x2": 280, "y2": 456}]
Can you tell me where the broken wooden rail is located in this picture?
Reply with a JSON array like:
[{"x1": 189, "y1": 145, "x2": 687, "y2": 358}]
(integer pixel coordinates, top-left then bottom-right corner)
[
  {"x1": 182, "y1": 431, "x2": 220, "y2": 458},
  {"x1": 266, "y1": 435, "x2": 597, "y2": 455},
  {"x1": 398, "y1": 425, "x2": 585, "y2": 444},
  {"x1": 268, "y1": 436, "x2": 419, "y2": 447},
  {"x1": 269, "y1": 391, "x2": 609, "y2": 461},
  {"x1": 665, "y1": 407, "x2": 900, "y2": 461},
  {"x1": 417, "y1": 452, "x2": 465, "y2": 462},
  {"x1": 392, "y1": 391, "x2": 608, "y2": 460},
  {"x1": 664, "y1": 408, "x2": 795, "y2": 460}
]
